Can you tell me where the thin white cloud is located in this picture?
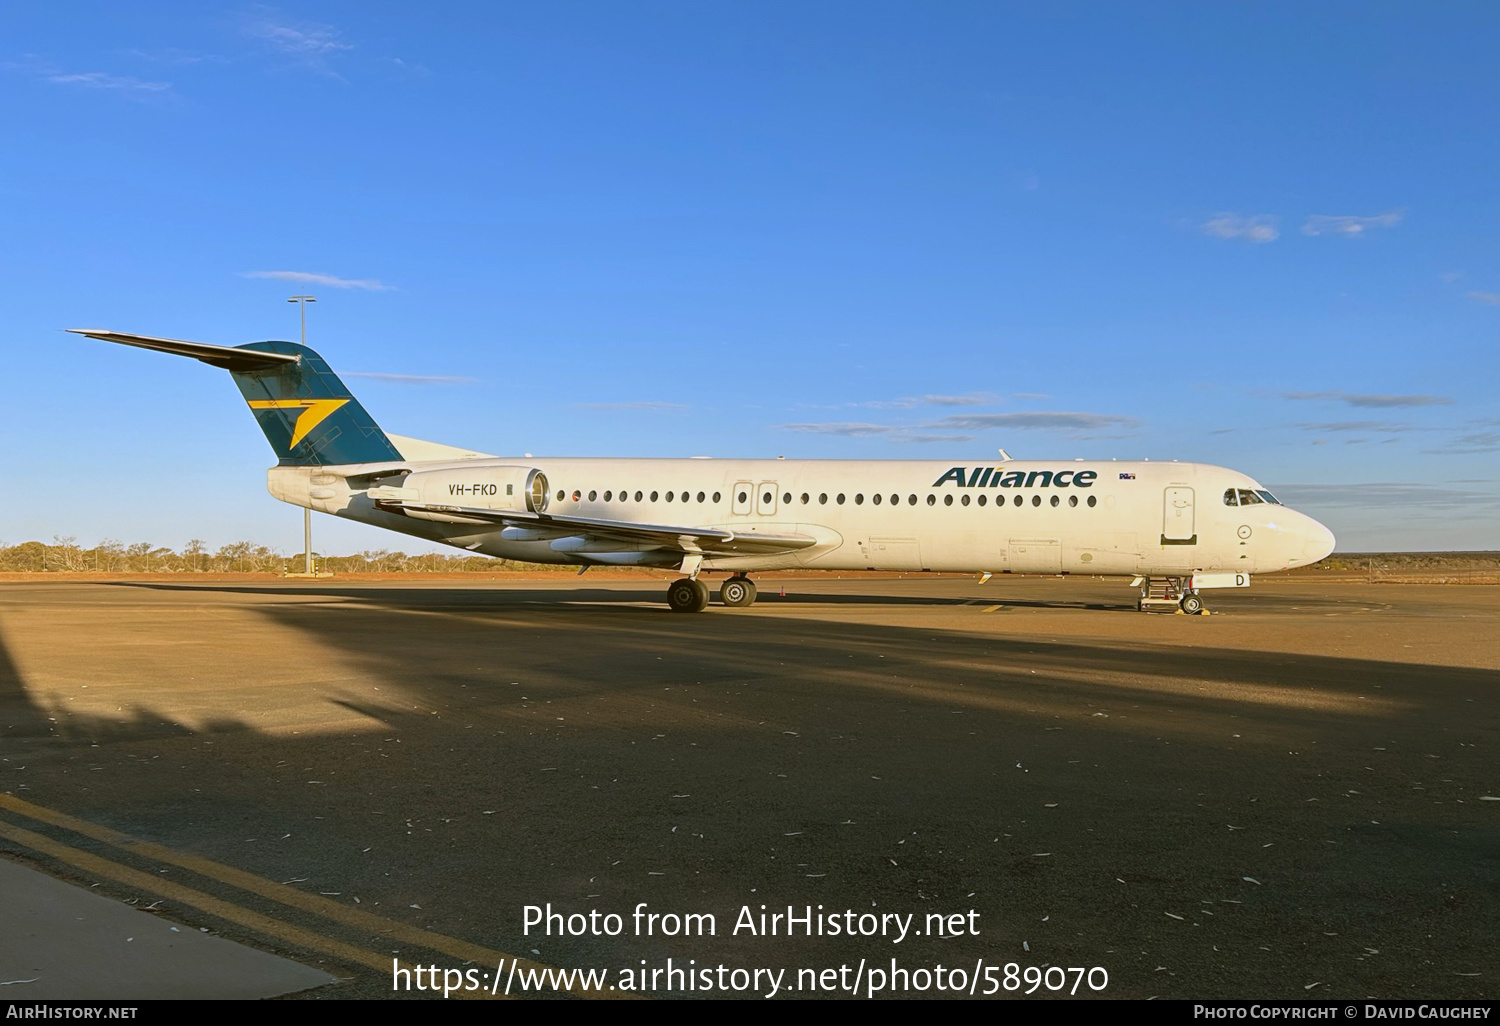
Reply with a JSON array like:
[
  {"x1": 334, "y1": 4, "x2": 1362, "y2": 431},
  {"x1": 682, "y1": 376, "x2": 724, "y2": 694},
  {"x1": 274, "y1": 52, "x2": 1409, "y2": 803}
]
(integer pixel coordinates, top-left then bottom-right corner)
[
  {"x1": 1425, "y1": 430, "x2": 1500, "y2": 455},
  {"x1": 47, "y1": 71, "x2": 172, "y2": 95},
  {"x1": 245, "y1": 8, "x2": 352, "y2": 77},
  {"x1": 1467, "y1": 290, "x2": 1500, "y2": 305},
  {"x1": 782, "y1": 422, "x2": 893, "y2": 437},
  {"x1": 923, "y1": 394, "x2": 998, "y2": 407},
  {"x1": 342, "y1": 372, "x2": 476, "y2": 384},
  {"x1": 865, "y1": 392, "x2": 998, "y2": 409},
  {"x1": 5, "y1": 57, "x2": 172, "y2": 100},
  {"x1": 1296, "y1": 421, "x2": 1414, "y2": 433},
  {"x1": 779, "y1": 422, "x2": 975, "y2": 444},
  {"x1": 935, "y1": 411, "x2": 1141, "y2": 432},
  {"x1": 1201, "y1": 213, "x2": 1279, "y2": 243},
  {"x1": 1301, "y1": 212, "x2": 1402, "y2": 237},
  {"x1": 783, "y1": 411, "x2": 1139, "y2": 442},
  {"x1": 1283, "y1": 391, "x2": 1453, "y2": 408},
  {"x1": 241, "y1": 270, "x2": 393, "y2": 291},
  {"x1": 248, "y1": 16, "x2": 351, "y2": 57}
]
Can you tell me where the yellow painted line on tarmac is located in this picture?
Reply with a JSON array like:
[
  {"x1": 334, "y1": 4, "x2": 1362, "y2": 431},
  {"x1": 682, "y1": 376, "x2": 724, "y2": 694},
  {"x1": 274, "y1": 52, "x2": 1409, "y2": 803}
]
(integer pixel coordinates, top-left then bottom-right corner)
[
  {"x1": 0, "y1": 816, "x2": 461, "y2": 993},
  {"x1": 0, "y1": 793, "x2": 615, "y2": 999},
  {"x1": 982, "y1": 605, "x2": 1001, "y2": 613}
]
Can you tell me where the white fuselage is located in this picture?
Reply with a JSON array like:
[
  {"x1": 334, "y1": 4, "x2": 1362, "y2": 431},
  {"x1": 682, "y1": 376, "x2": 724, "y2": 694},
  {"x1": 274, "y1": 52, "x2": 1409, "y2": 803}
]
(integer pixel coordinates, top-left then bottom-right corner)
[{"x1": 268, "y1": 457, "x2": 1335, "y2": 578}]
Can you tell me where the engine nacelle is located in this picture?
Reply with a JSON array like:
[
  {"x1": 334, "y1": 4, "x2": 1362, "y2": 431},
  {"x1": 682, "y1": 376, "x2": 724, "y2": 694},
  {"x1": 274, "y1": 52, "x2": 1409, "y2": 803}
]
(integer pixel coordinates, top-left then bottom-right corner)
[{"x1": 371, "y1": 465, "x2": 549, "y2": 523}]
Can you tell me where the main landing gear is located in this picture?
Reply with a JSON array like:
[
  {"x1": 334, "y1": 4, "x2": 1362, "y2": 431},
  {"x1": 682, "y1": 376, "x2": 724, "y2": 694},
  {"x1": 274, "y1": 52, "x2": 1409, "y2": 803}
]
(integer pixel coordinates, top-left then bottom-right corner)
[
  {"x1": 666, "y1": 577, "x2": 710, "y2": 613},
  {"x1": 719, "y1": 575, "x2": 758, "y2": 608},
  {"x1": 665, "y1": 574, "x2": 758, "y2": 613},
  {"x1": 1137, "y1": 576, "x2": 1207, "y2": 615}
]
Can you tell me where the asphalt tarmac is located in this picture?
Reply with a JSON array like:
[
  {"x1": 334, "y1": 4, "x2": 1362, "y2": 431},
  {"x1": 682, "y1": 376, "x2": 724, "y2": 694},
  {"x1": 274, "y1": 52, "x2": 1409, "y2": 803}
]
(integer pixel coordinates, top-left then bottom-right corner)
[{"x1": 0, "y1": 575, "x2": 1495, "y2": 1000}]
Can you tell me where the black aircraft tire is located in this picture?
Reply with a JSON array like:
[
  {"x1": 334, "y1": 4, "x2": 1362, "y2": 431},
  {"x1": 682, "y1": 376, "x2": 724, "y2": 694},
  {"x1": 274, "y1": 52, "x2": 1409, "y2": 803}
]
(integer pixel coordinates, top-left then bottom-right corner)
[
  {"x1": 667, "y1": 578, "x2": 710, "y2": 613},
  {"x1": 1180, "y1": 592, "x2": 1205, "y2": 615},
  {"x1": 720, "y1": 577, "x2": 757, "y2": 607}
]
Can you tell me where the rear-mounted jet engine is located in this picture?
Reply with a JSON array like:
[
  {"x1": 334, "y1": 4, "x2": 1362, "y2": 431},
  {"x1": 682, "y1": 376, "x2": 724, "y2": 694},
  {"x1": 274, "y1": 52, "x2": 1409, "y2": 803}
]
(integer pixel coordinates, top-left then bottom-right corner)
[{"x1": 371, "y1": 466, "x2": 549, "y2": 523}]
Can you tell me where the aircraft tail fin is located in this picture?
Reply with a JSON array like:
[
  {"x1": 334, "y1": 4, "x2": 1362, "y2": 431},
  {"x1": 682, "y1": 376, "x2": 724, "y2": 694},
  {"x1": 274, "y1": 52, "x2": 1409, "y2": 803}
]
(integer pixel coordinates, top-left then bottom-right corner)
[{"x1": 67, "y1": 330, "x2": 404, "y2": 466}]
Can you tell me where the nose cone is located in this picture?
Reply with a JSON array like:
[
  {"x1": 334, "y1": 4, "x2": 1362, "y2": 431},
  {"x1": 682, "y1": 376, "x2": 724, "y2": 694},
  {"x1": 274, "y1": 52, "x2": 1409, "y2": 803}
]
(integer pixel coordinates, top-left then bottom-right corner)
[{"x1": 1301, "y1": 516, "x2": 1336, "y2": 564}]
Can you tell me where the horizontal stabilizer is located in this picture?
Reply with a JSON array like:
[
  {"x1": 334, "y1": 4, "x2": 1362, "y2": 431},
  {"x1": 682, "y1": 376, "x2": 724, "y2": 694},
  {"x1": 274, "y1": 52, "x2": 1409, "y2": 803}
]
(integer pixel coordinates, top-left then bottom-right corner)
[
  {"x1": 67, "y1": 329, "x2": 404, "y2": 465},
  {"x1": 67, "y1": 329, "x2": 299, "y2": 371}
]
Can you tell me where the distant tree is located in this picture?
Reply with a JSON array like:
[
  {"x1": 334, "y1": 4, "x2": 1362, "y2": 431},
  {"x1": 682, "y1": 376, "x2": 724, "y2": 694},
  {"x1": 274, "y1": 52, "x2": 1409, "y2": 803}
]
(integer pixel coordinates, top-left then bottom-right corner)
[
  {"x1": 91, "y1": 539, "x2": 126, "y2": 572},
  {"x1": 0, "y1": 541, "x2": 46, "y2": 571},
  {"x1": 50, "y1": 535, "x2": 84, "y2": 571},
  {"x1": 6, "y1": 534, "x2": 575, "y2": 573},
  {"x1": 245, "y1": 544, "x2": 284, "y2": 572},
  {"x1": 124, "y1": 541, "x2": 153, "y2": 571},
  {"x1": 358, "y1": 549, "x2": 408, "y2": 572},
  {"x1": 215, "y1": 541, "x2": 253, "y2": 572}
]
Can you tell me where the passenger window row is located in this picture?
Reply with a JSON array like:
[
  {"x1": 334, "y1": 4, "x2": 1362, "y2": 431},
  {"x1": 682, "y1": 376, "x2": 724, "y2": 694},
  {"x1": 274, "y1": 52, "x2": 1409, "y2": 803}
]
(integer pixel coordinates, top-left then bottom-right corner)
[
  {"x1": 559, "y1": 489, "x2": 723, "y2": 503},
  {"x1": 553, "y1": 489, "x2": 1099, "y2": 509}
]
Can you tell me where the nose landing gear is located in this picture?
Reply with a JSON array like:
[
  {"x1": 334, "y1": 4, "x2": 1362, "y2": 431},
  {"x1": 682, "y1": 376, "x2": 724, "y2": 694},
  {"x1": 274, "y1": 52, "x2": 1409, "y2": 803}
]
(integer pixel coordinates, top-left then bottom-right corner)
[{"x1": 1136, "y1": 576, "x2": 1207, "y2": 614}]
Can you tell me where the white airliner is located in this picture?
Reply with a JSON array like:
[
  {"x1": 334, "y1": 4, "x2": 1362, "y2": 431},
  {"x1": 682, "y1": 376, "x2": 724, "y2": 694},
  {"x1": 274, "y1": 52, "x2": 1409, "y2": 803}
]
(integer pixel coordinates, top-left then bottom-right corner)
[{"x1": 69, "y1": 329, "x2": 1336, "y2": 613}]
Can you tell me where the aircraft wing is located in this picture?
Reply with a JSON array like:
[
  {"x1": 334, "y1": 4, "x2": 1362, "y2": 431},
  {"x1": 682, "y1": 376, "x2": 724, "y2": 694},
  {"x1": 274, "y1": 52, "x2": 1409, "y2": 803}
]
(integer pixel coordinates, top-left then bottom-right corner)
[{"x1": 379, "y1": 501, "x2": 819, "y2": 555}]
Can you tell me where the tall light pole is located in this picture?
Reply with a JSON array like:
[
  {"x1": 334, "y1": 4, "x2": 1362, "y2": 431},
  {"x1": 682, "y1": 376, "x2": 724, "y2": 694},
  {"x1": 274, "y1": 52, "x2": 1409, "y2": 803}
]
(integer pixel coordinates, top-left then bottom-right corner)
[
  {"x1": 288, "y1": 294, "x2": 316, "y2": 345},
  {"x1": 288, "y1": 295, "x2": 317, "y2": 574}
]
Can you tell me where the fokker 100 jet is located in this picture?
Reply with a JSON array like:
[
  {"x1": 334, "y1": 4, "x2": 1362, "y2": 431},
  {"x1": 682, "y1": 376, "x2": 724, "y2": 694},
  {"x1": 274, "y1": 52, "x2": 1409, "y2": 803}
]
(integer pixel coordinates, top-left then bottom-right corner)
[{"x1": 68, "y1": 329, "x2": 1336, "y2": 614}]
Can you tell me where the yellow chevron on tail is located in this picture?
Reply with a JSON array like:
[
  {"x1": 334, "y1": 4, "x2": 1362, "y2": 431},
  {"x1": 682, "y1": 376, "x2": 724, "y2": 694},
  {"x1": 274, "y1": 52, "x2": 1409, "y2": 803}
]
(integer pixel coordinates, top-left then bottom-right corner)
[{"x1": 246, "y1": 398, "x2": 350, "y2": 448}]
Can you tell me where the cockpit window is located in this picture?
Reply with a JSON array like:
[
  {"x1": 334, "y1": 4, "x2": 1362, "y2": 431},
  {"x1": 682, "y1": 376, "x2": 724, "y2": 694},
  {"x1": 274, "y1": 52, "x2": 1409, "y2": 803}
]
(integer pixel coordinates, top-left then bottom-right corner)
[
  {"x1": 1255, "y1": 490, "x2": 1282, "y2": 505},
  {"x1": 1223, "y1": 488, "x2": 1238, "y2": 506},
  {"x1": 1236, "y1": 489, "x2": 1264, "y2": 506}
]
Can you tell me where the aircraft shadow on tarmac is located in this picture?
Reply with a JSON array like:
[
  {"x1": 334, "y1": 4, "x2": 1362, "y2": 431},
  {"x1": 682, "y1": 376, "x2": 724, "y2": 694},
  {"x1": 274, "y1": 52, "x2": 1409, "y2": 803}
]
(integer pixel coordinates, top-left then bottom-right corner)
[
  {"x1": 108, "y1": 580, "x2": 1013, "y2": 608},
  {"x1": 101, "y1": 578, "x2": 1360, "y2": 615},
  {"x1": 2, "y1": 581, "x2": 1497, "y2": 999},
  {"x1": 8, "y1": 579, "x2": 1487, "y2": 749}
]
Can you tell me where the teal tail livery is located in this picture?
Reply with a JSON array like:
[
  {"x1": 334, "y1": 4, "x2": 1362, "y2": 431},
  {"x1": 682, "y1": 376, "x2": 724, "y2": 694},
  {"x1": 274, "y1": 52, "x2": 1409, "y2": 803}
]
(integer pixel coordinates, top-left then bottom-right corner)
[{"x1": 67, "y1": 330, "x2": 403, "y2": 466}]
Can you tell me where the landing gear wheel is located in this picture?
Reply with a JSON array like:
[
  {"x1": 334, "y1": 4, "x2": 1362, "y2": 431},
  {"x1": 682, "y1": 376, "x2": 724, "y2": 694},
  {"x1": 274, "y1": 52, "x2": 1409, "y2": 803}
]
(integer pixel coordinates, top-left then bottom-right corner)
[
  {"x1": 719, "y1": 576, "x2": 758, "y2": 607},
  {"x1": 1179, "y1": 592, "x2": 1205, "y2": 615},
  {"x1": 667, "y1": 578, "x2": 710, "y2": 613}
]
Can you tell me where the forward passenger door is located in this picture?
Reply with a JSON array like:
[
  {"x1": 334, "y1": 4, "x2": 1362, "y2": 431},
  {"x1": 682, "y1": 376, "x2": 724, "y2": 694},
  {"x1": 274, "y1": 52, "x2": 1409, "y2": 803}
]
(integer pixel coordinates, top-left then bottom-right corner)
[{"x1": 1162, "y1": 487, "x2": 1196, "y2": 544}]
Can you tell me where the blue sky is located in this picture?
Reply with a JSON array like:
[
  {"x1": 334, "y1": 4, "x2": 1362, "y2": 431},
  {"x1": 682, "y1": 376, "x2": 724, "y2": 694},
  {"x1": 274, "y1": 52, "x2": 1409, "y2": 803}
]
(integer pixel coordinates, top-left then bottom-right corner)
[{"x1": 4, "y1": 2, "x2": 1497, "y2": 554}]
